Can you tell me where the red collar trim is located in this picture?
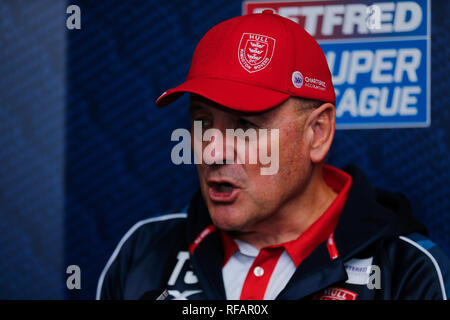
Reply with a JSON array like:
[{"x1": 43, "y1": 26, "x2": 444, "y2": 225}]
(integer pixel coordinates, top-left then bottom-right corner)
[
  {"x1": 190, "y1": 227, "x2": 238, "y2": 266},
  {"x1": 220, "y1": 165, "x2": 352, "y2": 267},
  {"x1": 188, "y1": 224, "x2": 217, "y2": 254},
  {"x1": 220, "y1": 230, "x2": 239, "y2": 266}
]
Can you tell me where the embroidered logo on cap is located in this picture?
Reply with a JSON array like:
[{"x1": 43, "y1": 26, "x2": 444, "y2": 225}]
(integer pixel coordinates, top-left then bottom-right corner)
[
  {"x1": 238, "y1": 33, "x2": 275, "y2": 73},
  {"x1": 292, "y1": 71, "x2": 304, "y2": 88}
]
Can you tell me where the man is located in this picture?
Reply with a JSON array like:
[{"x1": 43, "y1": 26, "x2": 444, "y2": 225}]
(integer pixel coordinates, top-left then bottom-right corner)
[{"x1": 97, "y1": 11, "x2": 449, "y2": 300}]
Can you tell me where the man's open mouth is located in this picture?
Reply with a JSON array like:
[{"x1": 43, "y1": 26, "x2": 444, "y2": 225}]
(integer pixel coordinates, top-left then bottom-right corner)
[{"x1": 207, "y1": 180, "x2": 240, "y2": 203}]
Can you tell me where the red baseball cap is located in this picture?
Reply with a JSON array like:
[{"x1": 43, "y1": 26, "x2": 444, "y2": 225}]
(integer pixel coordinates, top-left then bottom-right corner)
[{"x1": 155, "y1": 10, "x2": 335, "y2": 112}]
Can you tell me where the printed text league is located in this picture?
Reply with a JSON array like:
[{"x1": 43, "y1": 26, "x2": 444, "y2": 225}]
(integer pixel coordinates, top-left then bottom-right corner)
[{"x1": 322, "y1": 40, "x2": 427, "y2": 122}]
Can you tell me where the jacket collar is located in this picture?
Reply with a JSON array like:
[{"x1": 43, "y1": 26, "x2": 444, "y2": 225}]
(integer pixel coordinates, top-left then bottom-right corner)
[
  {"x1": 333, "y1": 164, "x2": 426, "y2": 261},
  {"x1": 187, "y1": 197, "x2": 348, "y2": 299}
]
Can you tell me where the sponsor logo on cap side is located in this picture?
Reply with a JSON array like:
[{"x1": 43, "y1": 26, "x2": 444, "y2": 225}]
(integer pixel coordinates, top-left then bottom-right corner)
[
  {"x1": 305, "y1": 76, "x2": 327, "y2": 91},
  {"x1": 238, "y1": 33, "x2": 276, "y2": 73},
  {"x1": 292, "y1": 71, "x2": 303, "y2": 88}
]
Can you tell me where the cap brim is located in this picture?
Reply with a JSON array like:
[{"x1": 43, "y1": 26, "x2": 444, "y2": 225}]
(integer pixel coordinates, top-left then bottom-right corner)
[{"x1": 155, "y1": 78, "x2": 290, "y2": 113}]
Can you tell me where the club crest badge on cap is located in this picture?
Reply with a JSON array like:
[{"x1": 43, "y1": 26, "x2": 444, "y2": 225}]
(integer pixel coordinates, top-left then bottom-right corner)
[{"x1": 238, "y1": 33, "x2": 276, "y2": 73}]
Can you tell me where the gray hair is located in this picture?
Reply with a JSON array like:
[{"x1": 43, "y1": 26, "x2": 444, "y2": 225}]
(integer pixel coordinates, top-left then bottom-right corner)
[{"x1": 292, "y1": 97, "x2": 324, "y2": 113}]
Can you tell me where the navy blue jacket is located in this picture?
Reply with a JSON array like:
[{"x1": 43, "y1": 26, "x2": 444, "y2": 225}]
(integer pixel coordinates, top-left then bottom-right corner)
[{"x1": 97, "y1": 165, "x2": 450, "y2": 300}]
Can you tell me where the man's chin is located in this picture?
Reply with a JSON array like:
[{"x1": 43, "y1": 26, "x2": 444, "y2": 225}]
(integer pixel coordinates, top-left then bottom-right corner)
[{"x1": 208, "y1": 205, "x2": 248, "y2": 232}]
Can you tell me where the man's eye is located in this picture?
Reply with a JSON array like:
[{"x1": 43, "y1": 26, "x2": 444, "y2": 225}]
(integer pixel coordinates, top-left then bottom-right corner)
[
  {"x1": 237, "y1": 118, "x2": 257, "y2": 129},
  {"x1": 192, "y1": 118, "x2": 212, "y2": 127}
]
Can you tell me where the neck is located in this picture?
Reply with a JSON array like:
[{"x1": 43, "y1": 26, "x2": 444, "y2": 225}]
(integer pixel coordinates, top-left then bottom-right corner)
[{"x1": 232, "y1": 164, "x2": 338, "y2": 250}]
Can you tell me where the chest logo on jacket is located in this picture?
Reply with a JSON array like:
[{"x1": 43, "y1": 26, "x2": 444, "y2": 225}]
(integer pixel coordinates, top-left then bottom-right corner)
[
  {"x1": 166, "y1": 251, "x2": 203, "y2": 300},
  {"x1": 313, "y1": 287, "x2": 358, "y2": 300}
]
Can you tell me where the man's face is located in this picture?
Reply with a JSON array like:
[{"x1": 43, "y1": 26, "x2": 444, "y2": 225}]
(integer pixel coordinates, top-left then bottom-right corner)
[{"x1": 190, "y1": 95, "x2": 313, "y2": 233}]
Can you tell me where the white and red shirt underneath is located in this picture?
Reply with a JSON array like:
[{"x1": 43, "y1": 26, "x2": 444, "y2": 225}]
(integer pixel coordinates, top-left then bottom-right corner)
[{"x1": 189, "y1": 165, "x2": 352, "y2": 300}]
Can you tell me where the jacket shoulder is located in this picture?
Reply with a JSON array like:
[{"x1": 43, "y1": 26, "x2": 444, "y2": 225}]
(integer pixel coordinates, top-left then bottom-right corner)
[
  {"x1": 96, "y1": 212, "x2": 188, "y2": 300},
  {"x1": 383, "y1": 232, "x2": 450, "y2": 300}
]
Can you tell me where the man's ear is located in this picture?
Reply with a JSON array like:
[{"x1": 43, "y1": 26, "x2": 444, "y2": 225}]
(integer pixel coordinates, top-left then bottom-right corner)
[{"x1": 304, "y1": 103, "x2": 335, "y2": 163}]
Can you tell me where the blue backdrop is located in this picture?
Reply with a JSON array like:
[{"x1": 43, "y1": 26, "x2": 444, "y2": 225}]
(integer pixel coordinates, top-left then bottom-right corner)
[{"x1": 0, "y1": 0, "x2": 448, "y2": 299}]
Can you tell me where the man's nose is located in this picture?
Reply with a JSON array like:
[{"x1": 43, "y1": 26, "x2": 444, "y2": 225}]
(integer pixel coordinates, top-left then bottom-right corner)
[{"x1": 202, "y1": 129, "x2": 235, "y2": 165}]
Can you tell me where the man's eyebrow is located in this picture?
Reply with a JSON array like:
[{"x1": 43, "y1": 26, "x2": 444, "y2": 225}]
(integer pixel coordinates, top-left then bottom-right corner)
[
  {"x1": 189, "y1": 102, "x2": 271, "y2": 121},
  {"x1": 189, "y1": 104, "x2": 204, "y2": 114},
  {"x1": 240, "y1": 110, "x2": 272, "y2": 122}
]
